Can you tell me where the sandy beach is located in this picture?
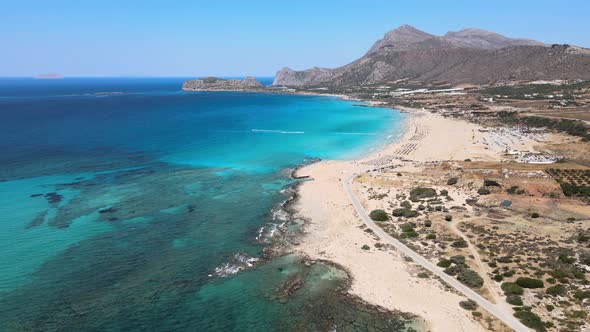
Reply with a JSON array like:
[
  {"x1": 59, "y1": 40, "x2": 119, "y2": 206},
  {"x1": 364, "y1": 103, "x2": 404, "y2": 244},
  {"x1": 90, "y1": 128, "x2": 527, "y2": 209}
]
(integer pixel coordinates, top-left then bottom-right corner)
[{"x1": 292, "y1": 109, "x2": 553, "y2": 331}]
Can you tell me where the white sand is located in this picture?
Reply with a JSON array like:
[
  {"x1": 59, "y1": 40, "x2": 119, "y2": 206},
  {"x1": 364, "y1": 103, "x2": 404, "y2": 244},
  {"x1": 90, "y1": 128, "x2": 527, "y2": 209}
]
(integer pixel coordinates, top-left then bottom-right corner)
[{"x1": 293, "y1": 110, "x2": 531, "y2": 331}]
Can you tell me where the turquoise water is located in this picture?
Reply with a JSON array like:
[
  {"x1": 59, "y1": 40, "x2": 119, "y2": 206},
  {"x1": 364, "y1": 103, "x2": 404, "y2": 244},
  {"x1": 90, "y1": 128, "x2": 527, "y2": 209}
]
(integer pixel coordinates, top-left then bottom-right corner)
[{"x1": 0, "y1": 78, "x2": 411, "y2": 331}]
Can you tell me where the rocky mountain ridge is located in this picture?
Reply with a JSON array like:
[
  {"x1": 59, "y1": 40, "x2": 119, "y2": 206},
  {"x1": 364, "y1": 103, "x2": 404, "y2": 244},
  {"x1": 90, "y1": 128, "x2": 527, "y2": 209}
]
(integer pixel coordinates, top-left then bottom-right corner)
[{"x1": 273, "y1": 25, "x2": 590, "y2": 87}]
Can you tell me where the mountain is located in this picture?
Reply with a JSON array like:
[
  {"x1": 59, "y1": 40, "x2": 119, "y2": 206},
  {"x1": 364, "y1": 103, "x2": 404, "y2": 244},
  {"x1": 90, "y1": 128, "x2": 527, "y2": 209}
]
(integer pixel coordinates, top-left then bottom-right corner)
[{"x1": 273, "y1": 25, "x2": 590, "y2": 86}]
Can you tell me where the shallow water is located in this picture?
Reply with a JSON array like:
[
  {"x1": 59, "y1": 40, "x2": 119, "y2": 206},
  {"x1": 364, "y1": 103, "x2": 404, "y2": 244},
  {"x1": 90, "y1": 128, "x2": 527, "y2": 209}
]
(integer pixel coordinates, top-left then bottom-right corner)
[{"x1": 0, "y1": 78, "x2": 415, "y2": 331}]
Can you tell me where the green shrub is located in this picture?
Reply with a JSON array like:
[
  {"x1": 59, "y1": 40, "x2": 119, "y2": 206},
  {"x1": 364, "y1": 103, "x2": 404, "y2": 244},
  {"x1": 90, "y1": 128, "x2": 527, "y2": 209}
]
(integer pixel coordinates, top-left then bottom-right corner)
[
  {"x1": 369, "y1": 209, "x2": 388, "y2": 221},
  {"x1": 566, "y1": 310, "x2": 587, "y2": 319},
  {"x1": 531, "y1": 212, "x2": 540, "y2": 218},
  {"x1": 409, "y1": 187, "x2": 437, "y2": 201},
  {"x1": 546, "y1": 284, "x2": 566, "y2": 296},
  {"x1": 401, "y1": 230, "x2": 419, "y2": 238},
  {"x1": 558, "y1": 253, "x2": 575, "y2": 264},
  {"x1": 507, "y1": 186, "x2": 525, "y2": 194},
  {"x1": 451, "y1": 239, "x2": 468, "y2": 248},
  {"x1": 546, "y1": 304, "x2": 554, "y2": 312},
  {"x1": 400, "y1": 200, "x2": 412, "y2": 209},
  {"x1": 391, "y1": 208, "x2": 419, "y2": 218},
  {"x1": 497, "y1": 256, "x2": 513, "y2": 263},
  {"x1": 503, "y1": 270, "x2": 516, "y2": 277},
  {"x1": 447, "y1": 177, "x2": 458, "y2": 185},
  {"x1": 484, "y1": 180, "x2": 501, "y2": 187},
  {"x1": 444, "y1": 265, "x2": 463, "y2": 276},
  {"x1": 459, "y1": 300, "x2": 477, "y2": 310},
  {"x1": 361, "y1": 244, "x2": 370, "y2": 250},
  {"x1": 516, "y1": 277, "x2": 544, "y2": 289},
  {"x1": 450, "y1": 255, "x2": 466, "y2": 265},
  {"x1": 506, "y1": 294, "x2": 523, "y2": 306},
  {"x1": 417, "y1": 272, "x2": 430, "y2": 278},
  {"x1": 444, "y1": 214, "x2": 453, "y2": 221},
  {"x1": 501, "y1": 282, "x2": 524, "y2": 295},
  {"x1": 440, "y1": 189, "x2": 449, "y2": 196},
  {"x1": 546, "y1": 277, "x2": 556, "y2": 284},
  {"x1": 437, "y1": 259, "x2": 452, "y2": 268},
  {"x1": 513, "y1": 311, "x2": 546, "y2": 332},
  {"x1": 424, "y1": 220, "x2": 432, "y2": 227},
  {"x1": 577, "y1": 232, "x2": 589, "y2": 243},
  {"x1": 457, "y1": 269, "x2": 484, "y2": 288},
  {"x1": 574, "y1": 290, "x2": 590, "y2": 300},
  {"x1": 477, "y1": 187, "x2": 491, "y2": 195},
  {"x1": 493, "y1": 274, "x2": 504, "y2": 282}
]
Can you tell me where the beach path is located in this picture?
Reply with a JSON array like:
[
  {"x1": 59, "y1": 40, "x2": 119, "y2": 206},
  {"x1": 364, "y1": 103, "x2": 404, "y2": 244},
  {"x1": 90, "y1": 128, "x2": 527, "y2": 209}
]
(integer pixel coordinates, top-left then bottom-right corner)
[{"x1": 343, "y1": 174, "x2": 531, "y2": 332}]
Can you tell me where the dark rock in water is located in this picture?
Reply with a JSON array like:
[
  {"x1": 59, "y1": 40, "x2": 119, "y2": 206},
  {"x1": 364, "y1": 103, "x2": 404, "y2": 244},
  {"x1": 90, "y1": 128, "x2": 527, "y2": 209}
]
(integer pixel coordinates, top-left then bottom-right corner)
[
  {"x1": 26, "y1": 210, "x2": 48, "y2": 228},
  {"x1": 108, "y1": 217, "x2": 119, "y2": 221},
  {"x1": 187, "y1": 205, "x2": 195, "y2": 213},
  {"x1": 98, "y1": 207, "x2": 118, "y2": 214},
  {"x1": 277, "y1": 273, "x2": 305, "y2": 300},
  {"x1": 30, "y1": 193, "x2": 43, "y2": 198},
  {"x1": 44, "y1": 192, "x2": 63, "y2": 204}
]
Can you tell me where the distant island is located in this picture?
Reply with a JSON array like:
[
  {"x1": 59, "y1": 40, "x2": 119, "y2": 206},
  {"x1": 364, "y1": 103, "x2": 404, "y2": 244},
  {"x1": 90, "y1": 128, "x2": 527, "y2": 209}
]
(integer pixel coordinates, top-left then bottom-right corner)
[
  {"x1": 35, "y1": 73, "x2": 64, "y2": 79},
  {"x1": 182, "y1": 76, "x2": 263, "y2": 91}
]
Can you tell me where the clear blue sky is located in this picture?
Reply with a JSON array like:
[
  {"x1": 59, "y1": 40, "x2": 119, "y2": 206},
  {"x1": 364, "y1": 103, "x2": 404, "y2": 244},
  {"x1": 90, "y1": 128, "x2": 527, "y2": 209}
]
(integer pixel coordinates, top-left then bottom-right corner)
[{"x1": 2, "y1": 0, "x2": 589, "y2": 77}]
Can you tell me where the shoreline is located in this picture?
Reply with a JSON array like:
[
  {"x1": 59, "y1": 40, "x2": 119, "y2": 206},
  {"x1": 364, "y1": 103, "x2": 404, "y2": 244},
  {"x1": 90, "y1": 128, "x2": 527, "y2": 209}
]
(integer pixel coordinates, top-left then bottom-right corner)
[{"x1": 288, "y1": 100, "x2": 535, "y2": 331}]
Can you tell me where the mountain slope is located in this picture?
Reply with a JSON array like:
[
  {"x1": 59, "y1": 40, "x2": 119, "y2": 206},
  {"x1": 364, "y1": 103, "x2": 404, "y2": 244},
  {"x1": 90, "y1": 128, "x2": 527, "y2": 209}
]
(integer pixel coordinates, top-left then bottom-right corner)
[{"x1": 273, "y1": 25, "x2": 590, "y2": 86}]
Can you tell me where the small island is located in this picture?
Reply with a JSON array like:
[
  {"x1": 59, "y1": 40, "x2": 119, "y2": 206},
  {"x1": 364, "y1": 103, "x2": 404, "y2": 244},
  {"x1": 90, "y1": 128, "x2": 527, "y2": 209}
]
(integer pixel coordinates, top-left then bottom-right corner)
[{"x1": 182, "y1": 76, "x2": 263, "y2": 91}]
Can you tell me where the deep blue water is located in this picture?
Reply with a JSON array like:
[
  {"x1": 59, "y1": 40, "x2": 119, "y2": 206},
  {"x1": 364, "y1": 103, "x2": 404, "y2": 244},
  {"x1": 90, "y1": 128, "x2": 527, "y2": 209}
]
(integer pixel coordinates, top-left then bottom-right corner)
[{"x1": 0, "y1": 78, "x2": 411, "y2": 331}]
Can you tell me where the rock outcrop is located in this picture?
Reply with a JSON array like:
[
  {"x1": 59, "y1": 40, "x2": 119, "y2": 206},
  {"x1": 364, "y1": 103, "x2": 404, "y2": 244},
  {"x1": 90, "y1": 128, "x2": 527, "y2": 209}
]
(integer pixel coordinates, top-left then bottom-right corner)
[
  {"x1": 273, "y1": 25, "x2": 590, "y2": 87},
  {"x1": 182, "y1": 76, "x2": 263, "y2": 91}
]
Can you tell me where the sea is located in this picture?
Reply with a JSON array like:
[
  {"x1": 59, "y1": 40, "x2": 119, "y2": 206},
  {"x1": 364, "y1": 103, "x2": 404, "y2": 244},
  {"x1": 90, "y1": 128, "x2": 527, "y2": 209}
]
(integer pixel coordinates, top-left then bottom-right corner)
[{"x1": 0, "y1": 77, "x2": 414, "y2": 331}]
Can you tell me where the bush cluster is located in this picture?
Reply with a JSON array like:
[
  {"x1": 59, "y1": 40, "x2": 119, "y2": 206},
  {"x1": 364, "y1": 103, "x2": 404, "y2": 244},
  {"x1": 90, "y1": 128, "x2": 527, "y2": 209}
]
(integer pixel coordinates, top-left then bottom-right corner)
[
  {"x1": 457, "y1": 269, "x2": 484, "y2": 288},
  {"x1": 506, "y1": 186, "x2": 525, "y2": 195},
  {"x1": 484, "y1": 179, "x2": 501, "y2": 187},
  {"x1": 409, "y1": 187, "x2": 437, "y2": 201},
  {"x1": 501, "y1": 282, "x2": 524, "y2": 295},
  {"x1": 392, "y1": 208, "x2": 419, "y2": 218},
  {"x1": 477, "y1": 187, "x2": 491, "y2": 195},
  {"x1": 497, "y1": 111, "x2": 590, "y2": 141},
  {"x1": 546, "y1": 284, "x2": 566, "y2": 296},
  {"x1": 459, "y1": 300, "x2": 477, "y2": 311},
  {"x1": 516, "y1": 277, "x2": 544, "y2": 289},
  {"x1": 451, "y1": 239, "x2": 468, "y2": 248},
  {"x1": 513, "y1": 310, "x2": 546, "y2": 332},
  {"x1": 369, "y1": 209, "x2": 388, "y2": 221},
  {"x1": 437, "y1": 259, "x2": 452, "y2": 268},
  {"x1": 506, "y1": 294, "x2": 523, "y2": 306}
]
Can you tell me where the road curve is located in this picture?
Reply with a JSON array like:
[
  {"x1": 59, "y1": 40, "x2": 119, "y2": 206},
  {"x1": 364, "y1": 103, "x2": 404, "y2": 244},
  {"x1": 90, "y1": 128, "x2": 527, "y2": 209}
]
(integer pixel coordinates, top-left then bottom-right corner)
[{"x1": 343, "y1": 174, "x2": 530, "y2": 332}]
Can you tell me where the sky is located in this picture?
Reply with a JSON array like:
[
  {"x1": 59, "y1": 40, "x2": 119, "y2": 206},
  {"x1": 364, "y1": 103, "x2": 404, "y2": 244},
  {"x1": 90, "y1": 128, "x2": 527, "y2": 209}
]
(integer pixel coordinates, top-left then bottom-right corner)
[{"x1": 1, "y1": 0, "x2": 589, "y2": 77}]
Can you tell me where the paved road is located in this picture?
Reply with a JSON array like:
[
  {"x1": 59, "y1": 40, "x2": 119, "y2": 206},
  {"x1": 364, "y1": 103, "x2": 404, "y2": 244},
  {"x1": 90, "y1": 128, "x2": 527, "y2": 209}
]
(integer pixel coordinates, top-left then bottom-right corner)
[{"x1": 343, "y1": 174, "x2": 530, "y2": 332}]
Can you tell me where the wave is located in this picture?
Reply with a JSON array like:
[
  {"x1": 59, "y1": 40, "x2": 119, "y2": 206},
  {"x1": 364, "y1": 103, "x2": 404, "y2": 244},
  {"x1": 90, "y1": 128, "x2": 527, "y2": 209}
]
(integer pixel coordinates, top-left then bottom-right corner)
[
  {"x1": 209, "y1": 253, "x2": 260, "y2": 277},
  {"x1": 252, "y1": 129, "x2": 305, "y2": 134},
  {"x1": 332, "y1": 132, "x2": 376, "y2": 135}
]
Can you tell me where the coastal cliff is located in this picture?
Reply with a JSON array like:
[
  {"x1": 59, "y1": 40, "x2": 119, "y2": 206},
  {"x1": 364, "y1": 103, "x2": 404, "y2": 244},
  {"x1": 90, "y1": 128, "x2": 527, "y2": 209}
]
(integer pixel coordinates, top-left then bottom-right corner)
[{"x1": 182, "y1": 76, "x2": 263, "y2": 91}]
